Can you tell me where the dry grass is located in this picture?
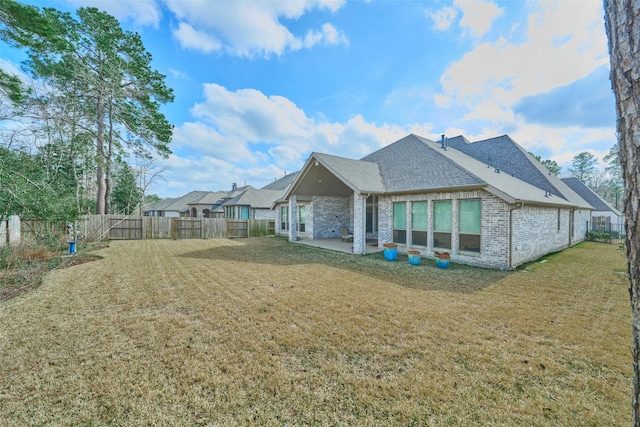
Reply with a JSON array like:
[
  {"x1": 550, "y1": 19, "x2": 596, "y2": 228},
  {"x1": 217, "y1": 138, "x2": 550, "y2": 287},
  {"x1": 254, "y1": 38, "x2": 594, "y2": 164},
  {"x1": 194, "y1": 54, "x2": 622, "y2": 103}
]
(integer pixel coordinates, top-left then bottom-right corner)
[{"x1": 0, "y1": 237, "x2": 631, "y2": 426}]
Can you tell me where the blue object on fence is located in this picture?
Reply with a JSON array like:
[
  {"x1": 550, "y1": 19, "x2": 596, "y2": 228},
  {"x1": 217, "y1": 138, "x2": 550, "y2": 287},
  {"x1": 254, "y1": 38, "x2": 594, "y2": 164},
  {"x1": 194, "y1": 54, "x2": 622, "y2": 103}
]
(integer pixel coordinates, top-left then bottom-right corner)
[
  {"x1": 66, "y1": 241, "x2": 76, "y2": 255},
  {"x1": 383, "y1": 243, "x2": 398, "y2": 261}
]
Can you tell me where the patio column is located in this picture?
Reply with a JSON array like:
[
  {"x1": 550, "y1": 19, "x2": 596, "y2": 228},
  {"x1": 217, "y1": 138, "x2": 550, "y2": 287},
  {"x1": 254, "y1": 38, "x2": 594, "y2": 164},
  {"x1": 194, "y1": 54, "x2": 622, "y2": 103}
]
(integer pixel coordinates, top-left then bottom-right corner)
[
  {"x1": 353, "y1": 192, "x2": 367, "y2": 254},
  {"x1": 288, "y1": 196, "x2": 298, "y2": 242}
]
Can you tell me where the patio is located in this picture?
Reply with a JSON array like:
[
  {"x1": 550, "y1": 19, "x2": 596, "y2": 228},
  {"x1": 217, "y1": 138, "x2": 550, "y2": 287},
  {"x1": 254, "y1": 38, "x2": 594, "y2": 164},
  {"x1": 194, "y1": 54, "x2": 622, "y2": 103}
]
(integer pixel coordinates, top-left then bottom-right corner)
[{"x1": 296, "y1": 238, "x2": 380, "y2": 254}]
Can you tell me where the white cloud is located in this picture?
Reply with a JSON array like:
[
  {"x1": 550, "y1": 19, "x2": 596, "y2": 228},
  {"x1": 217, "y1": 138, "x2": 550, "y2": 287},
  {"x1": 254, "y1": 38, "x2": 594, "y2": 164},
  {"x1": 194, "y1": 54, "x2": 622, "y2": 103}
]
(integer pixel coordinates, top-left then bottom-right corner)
[
  {"x1": 164, "y1": 0, "x2": 347, "y2": 56},
  {"x1": 456, "y1": 0, "x2": 504, "y2": 37},
  {"x1": 441, "y1": 1, "x2": 608, "y2": 106},
  {"x1": 62, "y1": 0, "x2": 162, "y2": 27},
  {"x1": 168, "y1": 68, "x2": 189, "y2": 80},
  {"x1": 173, "y1": 22, "x2": 223, "y2": 53},
  {"x1": 436, "y1": 0, "x2": 610, "y2": 158},
  {"x1": 161, "y1": 83, "x2": 434, "y2": 194},
  {"x1": 428, "y1": 0, "x2": 502, "y2": 37},
  {"x1": 427, "y1": 6, "x2": 457, "y2": 31}
]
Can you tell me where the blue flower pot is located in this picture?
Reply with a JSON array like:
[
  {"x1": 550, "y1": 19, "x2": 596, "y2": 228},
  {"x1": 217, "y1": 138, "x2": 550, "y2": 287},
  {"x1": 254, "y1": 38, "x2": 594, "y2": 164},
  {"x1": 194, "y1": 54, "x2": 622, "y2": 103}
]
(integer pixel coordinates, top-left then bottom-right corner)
[
  {"x1": 383, "y1": 244, "x2": 398, "y2": 261},
  {"x1": 408, "y1": 250, "x2": 421, "y2": 266},
  {"x1": 434, "y1": 251, "x2": 450, "y2": 269}
]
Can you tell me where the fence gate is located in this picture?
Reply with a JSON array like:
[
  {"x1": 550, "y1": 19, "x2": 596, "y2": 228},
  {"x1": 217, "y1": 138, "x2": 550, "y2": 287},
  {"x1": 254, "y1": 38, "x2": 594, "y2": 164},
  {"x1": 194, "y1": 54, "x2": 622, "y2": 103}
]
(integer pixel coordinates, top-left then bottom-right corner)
[
  {"x1": 226, "y1": 220, "x2": 249, "y2": 238},
  {"x1": 172, "y1": 218, "x2": 202, "y2": 239},
  {"x1": 109, "y1": 216, "x2": 143, "y2": 240}
]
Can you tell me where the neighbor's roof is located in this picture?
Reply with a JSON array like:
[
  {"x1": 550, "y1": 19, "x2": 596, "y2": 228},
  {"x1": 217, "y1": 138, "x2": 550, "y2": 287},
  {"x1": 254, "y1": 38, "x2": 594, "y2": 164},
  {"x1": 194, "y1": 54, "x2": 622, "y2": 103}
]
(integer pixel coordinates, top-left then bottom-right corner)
[
  {"x1": 223, "y1": 187, "x2": 286, "y2": 209},
  {"x1": 190, "y1": 191, "x2": 228, "y2": 205},
  {"x1": 144, "y1": 191, "x2": 212, "y2": 213},
  {"x1": 561, "y1": 177, "x2": 622, "y2": 214}
]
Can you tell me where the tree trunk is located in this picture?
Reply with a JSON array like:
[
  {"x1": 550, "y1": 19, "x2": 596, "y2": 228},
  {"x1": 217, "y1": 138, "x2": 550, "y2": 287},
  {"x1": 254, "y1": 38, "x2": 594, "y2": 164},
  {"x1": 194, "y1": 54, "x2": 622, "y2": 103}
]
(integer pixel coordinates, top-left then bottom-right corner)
[
  {"x1": 604, "y1": 1, "x2": 640, "y2": 424},
  {"x1": 95, "y1": 91, "x2": 106, "y2": 214}
]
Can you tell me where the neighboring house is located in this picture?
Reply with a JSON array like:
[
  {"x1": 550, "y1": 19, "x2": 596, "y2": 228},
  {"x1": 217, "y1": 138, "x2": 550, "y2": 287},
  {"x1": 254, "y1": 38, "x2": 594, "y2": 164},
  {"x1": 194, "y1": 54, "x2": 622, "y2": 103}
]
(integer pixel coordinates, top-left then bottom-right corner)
[
  {"x1": 222, "y1": 187, "x2": 286, "y2": 220},
  {"x1": 187, "y1": 191, "x2": 228, "y2": 218},
  {"x1": 281, "y1": 134, "x2": 592, "y2": 269},
  {"x1": 561, "y1": 177, "x2": 625, "y2": 232},
  {"x1": 144, "y1": 191, "x2": 212, "y2": 217},
  {"x1": 148, "y1": 179, "x2": 293, "y2": 221}
]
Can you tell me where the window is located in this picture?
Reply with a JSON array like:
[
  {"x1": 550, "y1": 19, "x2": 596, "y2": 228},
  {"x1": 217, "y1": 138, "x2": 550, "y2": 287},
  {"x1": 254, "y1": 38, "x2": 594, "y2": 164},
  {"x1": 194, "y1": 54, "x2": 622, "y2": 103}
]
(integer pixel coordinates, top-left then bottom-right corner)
[
  {"x1": 298, "y1": 205, "x2": 306, "y2": 233},
  {"x1": 433, "y1": 200, "x2": 452, "y2": 249},
  {"x1": 459, "y1": 200, "x2": 481, "y2": 253},
  {"x1": 280, "y1": 206, "x2": 288, "y2": 231},
  {"x1": 557, "y1": 208, "x2": 561, "y2": 231},
  {"x1": 225, "y1": 206, "x2": 235, "y2": 219},
  {"x1": 366, "y1": 196, "x2": 378, "y2": 233},
  {"x1": 240, "y1": 206, "x2": 250, "y2": 220},
  {"x1": 411, "y1": 201, "x2": 428, "y2": 246},
  {"x1": 393, "y1": 202, "x2": 407, "y2": 244}
]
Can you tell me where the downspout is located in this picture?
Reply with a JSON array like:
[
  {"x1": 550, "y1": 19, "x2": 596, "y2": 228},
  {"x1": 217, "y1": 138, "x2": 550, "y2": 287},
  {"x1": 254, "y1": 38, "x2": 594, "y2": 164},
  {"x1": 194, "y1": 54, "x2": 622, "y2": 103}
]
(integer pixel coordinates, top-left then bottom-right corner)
[
  {"x1": 569, "y1": 208, "x2": 576, "y2": 246},
  {"x1": 508, "y1": 202, "x2": 524, "y2": 269}
]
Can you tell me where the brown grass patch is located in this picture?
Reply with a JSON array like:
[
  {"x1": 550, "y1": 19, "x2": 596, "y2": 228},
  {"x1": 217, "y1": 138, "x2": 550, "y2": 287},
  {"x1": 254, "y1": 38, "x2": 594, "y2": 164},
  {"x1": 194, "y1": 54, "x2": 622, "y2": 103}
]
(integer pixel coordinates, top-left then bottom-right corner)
[{"x1": 0, "y1": 237, "x2": 631, "y2": 425}]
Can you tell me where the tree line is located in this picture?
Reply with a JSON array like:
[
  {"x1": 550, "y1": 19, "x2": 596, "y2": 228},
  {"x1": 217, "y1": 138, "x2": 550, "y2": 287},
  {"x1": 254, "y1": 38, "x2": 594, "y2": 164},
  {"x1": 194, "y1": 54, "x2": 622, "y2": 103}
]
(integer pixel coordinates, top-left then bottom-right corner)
[
  {"x1": 0, "y1": 0, "x2": 171, "y2": 223},
  {"x1": 531, "y1": 145, "x2": 623, "y2": 211}
]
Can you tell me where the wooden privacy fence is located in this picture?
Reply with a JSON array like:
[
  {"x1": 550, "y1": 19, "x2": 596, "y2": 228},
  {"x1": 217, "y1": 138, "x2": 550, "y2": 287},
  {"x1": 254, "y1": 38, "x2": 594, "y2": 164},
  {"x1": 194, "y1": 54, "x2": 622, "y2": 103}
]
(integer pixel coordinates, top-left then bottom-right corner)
[
  {"x1": 18, "y1": 215, "x2": 275, "y2": 241},
  {"x1": 0, "y1": 216, "x2": 21, "y2": 247}
]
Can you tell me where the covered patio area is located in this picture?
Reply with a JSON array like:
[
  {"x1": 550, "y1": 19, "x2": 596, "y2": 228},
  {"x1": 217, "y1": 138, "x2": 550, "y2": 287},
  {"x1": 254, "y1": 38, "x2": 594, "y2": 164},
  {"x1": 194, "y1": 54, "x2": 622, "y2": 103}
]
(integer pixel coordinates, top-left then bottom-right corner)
[{"x1": 296, "y1": 238, "x2": 380, "y2": 254}]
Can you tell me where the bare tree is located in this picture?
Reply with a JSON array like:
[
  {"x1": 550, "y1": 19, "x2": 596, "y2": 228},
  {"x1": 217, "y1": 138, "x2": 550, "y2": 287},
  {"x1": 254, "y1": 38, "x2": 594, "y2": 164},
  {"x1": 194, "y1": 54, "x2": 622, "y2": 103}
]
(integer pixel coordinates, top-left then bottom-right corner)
[
  {"x1": 133, "y1": 157, "x2": 167, "y2": 215},
  {"x1": 604, "y1": 0, "x2": 640, "y2": 424}
]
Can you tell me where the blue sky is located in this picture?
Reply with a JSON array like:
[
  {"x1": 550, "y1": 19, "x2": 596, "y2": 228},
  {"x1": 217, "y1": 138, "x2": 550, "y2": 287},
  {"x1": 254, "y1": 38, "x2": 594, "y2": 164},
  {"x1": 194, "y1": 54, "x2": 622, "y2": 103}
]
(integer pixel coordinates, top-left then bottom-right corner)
[{"x1": 1, "y1": 0, "x2": 615, "y2": 198}]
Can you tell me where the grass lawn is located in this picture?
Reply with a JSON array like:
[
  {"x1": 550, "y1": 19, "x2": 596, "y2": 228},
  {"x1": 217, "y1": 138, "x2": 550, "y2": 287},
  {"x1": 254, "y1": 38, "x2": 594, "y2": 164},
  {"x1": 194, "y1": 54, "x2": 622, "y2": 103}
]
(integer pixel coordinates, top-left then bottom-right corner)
[{"x1": 0, "y1": 237, "x2": 631, "y2": 426}]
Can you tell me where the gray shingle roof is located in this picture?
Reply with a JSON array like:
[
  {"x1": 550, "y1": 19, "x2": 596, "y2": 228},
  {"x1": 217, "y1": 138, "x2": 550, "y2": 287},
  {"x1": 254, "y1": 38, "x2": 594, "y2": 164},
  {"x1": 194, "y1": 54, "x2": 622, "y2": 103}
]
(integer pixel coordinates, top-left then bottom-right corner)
[
  {"x1": 314, "y1": 153, "x2": 385, "y2": 193},
  {"x1": 223, "y1": 187, "x2": 286, "y2": 209},
  {"x1": 561, "y1": 177, "x2": 621, "y2": 213},
  {"x1": 283, "y1": 133, "x2": 593, "y2": 209},
  {"x1": 447, "y1": 135, "x2": 566, "y2": 198},
  {"x1": 145, "y1": 191, "x2": 212, "y2": 213},
  {"x1": 261, "y1": 172, "x2": 299, "y2": 190},
  {"x1": 361, "y1": 134, "x2": 484, "y2": 192},
  {"x1": 446, "y1": 135, "x2": 591, "y2": 208}
]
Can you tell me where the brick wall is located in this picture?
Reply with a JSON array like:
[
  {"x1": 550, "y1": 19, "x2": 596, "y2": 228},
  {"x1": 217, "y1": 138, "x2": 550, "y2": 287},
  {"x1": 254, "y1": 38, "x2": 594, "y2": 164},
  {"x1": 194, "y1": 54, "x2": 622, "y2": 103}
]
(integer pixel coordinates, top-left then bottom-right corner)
[{"x1": 311, "y1": 195, "x2": 352, "y2": 239}]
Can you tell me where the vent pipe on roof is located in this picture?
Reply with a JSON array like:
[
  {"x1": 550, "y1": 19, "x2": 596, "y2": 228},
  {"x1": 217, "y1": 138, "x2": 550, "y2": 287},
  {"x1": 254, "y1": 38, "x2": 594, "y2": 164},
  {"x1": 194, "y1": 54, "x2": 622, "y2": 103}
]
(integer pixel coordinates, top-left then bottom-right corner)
[
  {"x1": 232, "y1": 183, "x2": 237, "y2": 191},
  {"x1": 441, "y1": 134, "x2": 447, "y2": 150}
]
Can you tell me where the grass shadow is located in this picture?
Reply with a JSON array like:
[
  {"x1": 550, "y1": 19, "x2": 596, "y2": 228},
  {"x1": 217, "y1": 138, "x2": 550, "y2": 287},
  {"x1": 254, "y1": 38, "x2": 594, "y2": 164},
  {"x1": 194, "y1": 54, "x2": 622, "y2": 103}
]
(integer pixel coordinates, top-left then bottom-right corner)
[{"x1": 178, "y1": 237, "x2": 511, "y2": 293}]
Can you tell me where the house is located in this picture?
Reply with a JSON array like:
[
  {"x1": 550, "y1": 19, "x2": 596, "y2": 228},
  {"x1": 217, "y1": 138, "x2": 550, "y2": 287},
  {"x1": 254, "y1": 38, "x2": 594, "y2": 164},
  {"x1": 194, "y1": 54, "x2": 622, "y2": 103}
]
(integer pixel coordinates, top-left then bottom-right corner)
[
  {"x1": 280, "y1": 134, "x2": 592, "y2": 269},
  {"x1": 147, "y1": 178, "x2": 294, "y2": 221},
  {"x1": 561, "y1": 177, "x2": 625, "y2": 233},
  {"x1": 187, "y1": 191, "x2": 228, "y2": 218},
  {"x1": 144, "y1": 191, "x2": 213, "y2": 217}
]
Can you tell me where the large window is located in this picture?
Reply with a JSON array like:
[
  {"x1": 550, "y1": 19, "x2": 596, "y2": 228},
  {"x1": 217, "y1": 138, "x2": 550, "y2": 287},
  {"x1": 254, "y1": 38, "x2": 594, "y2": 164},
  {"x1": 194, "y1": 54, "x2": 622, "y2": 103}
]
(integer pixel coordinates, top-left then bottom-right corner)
[
  {"x1": 411, "y1": 201, "x2": 428, "y2": 246},
  {"x1": 280, "y1": 206, "x2": 288, "y2": 231},
  {"x1": 433, "y1": 200, "x2": 451, "y2": 249},
  {"x1": 240, "y1": 206, "x2": 250, "y2": 220},
  {"x1": 225, "y1": 206, "x2": 235, "y2": 219},
  {"x1": 459, "y1": 200, "x2": 481, "y2": 253},
  {"x1": 393, "y1": 202, "x2": 407, "y2": 244},
  {"x1": 298, "y1": 205, "x2": 306, "y2": 233}
]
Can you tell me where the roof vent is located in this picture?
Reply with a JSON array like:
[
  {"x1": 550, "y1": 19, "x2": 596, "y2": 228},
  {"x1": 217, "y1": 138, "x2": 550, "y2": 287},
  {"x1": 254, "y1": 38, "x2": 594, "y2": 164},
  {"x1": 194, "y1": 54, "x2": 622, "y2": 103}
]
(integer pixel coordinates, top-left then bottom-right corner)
[
  {"x1": 232, "y1": 183, "x2": 237, "y2": 191},
  {"x1": 486, "y1": 154, "x2": 492, "y2": 168},
  {"x1": 495, "y1": 167, "x2": 500, "y2": 174},
  {"x1": 441, "y1": 134, "x2": 447, "y2": 150}
]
